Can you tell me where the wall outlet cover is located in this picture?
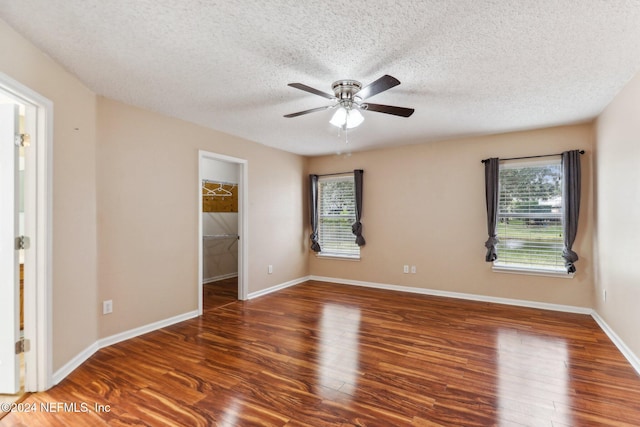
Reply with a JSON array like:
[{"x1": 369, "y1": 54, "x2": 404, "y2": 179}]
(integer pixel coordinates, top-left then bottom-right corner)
[{"x1": 103, "y1": 300, "x2": 113, "y2": 315}]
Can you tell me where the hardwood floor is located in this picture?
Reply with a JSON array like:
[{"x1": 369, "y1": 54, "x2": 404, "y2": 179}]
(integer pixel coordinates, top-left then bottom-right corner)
[
  {"x1": 203, "y1": 278, "x2": 238, "y2": 311},
  {"x1": 2, "y1": 280, "x2": 640, "y2": 426}
]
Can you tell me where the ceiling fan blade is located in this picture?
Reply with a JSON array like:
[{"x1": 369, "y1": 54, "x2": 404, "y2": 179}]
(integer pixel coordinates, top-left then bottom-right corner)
[
  {"x1": 364, "y1": 103, "x2": 415, "y2": 117},
  {"x1": 357, "y1": 75, "x2": 401, "y2": 100},
  {"x1": 284, "y1": 105, "x2": 332, "y2": 118},
  {"x1": 288, "y1": 83, "x2": 336, "y2": 100}
]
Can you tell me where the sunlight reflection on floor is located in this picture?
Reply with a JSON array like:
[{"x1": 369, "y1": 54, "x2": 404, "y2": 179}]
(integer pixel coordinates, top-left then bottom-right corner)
[
  {"x1": 497, "y1": 329, "x2": 571, "y2": 426},
  {"x1": 318, "y1": 303, "x2": 361, "y2": 397}
]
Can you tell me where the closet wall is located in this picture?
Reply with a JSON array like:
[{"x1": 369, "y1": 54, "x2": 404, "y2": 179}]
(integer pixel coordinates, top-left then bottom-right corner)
[{"x1": 201, "y1": 158, "x2": 239, "y2": 283}]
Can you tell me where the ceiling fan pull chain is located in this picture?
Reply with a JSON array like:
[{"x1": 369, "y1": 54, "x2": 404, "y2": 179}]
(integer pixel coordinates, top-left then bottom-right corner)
[{"x1": 335, "y1": 125, "x2": 348, "y2": 144}]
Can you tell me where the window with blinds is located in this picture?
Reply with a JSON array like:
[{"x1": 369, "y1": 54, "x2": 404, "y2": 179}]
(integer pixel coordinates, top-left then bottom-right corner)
[
  {"x1": 495, "y1": 160, "x2": 564, "y2": 271},
  {"x1": 318, "y1": 174, "x2": 360, "y2": 258}
]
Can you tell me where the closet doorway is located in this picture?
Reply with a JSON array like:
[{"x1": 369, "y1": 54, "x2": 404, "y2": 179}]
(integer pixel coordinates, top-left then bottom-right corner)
[{"x1": 198, "y1": 151, "x2": 248, "y2": 314}]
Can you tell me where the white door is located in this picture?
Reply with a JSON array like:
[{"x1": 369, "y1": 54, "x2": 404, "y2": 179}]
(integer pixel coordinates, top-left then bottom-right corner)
[{"x1": 0, "y1": 103, "x2": 20, "y2": 394}]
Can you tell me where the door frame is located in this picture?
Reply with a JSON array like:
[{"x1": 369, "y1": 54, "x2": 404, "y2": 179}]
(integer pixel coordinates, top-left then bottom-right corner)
[
  {"x1": 0, "y1": 72, "x2": 53, "y2": 391},
  {"x1": 198, "y1": 150, "x2": 248, "y2": 313}
]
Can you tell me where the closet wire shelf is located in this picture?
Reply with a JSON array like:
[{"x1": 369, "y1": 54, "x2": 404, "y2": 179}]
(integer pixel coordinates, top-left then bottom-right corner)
[
  {"x1": 203, "y1": 234, "x2": 239, "y2": 240},
  {"x1": 203, "y1": 234, "x2": 239, "y2": 250}
]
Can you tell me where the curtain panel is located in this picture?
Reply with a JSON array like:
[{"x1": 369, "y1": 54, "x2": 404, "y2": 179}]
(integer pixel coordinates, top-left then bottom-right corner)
[
  {"x1": 484, "y1": 158, "x2": 500, "y2": 262},
  {"x1": 309, "y1": 174, "x2": 321, "y2": 252},
  {"x1": 561, "y1": 150, "x2": 581, "y2": 273},
  {"x1": 352, "y1": 169, "x2": 366, "y2": 246}
]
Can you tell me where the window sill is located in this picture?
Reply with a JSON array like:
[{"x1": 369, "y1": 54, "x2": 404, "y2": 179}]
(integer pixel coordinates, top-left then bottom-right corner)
[
  {"x1": 316, "y1": 253, "x2": 361, "y2": 261},
  {"x1": 492, "y1": 264, "x2": 574, "y2": 279}
]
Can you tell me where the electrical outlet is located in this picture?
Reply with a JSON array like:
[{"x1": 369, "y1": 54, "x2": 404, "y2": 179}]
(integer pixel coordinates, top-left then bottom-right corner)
[
  {"x1": 403, "y1": 265, "x2": 409, "y2": 274},
  {"x1": 411, "y1": 265, "x2": 417, "y2": 274},
  {"x1": 103, "y1": 300, "x2": 113, "y2": 315},
  {"x1": 268, "y1": 264, "x2": 273, "y2": 274},
  {"x1": 603, "y1": 289, "x2": 607, "y2": 302}
]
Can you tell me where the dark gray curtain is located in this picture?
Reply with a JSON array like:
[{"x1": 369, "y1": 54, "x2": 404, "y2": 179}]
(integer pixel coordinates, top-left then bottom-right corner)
[
  {"x1": 484, "y1": 158, "x2": 500, "y2": 261},
  {"x1": 309, "y1": 174, "x2": 321, "y2": 252},
  {"x1": 562, "y1": 150, "x2": 581, "y2": 273},
  {"x1": 352, "y1": 169, "x2": 366, "y2": 246}
]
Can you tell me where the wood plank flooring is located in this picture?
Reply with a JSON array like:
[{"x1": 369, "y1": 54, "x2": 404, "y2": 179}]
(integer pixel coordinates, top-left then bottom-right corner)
[
  {"x1": 203, "y1": 278, "x2": 238, "y2": 311},
  {"x1": 2, "y1": 280, "x2": 640, "y2": 426}
]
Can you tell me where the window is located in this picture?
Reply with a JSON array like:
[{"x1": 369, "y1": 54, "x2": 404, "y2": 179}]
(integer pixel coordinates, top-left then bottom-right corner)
[
  {"x1": 495, "y1": 159, "x2": 565, "y2": 272},
  {"x1": 317, "y1": 174, "x2": 360, "y2": 258}
]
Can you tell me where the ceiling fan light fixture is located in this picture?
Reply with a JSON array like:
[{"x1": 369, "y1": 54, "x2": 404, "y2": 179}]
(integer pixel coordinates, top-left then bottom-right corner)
[
  {"x1": 345, "y1": 108, "x2": 364, "y2": 129},
  {"x1": 329, "y1": 106, "x2": 347, "y2": 128},
  {"x1": 330, "y1": 106, "x2": 364, "y2": 129}
]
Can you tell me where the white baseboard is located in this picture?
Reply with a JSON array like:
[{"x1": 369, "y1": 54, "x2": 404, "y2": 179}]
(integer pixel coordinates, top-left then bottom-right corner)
[
  {"x1": 203, "y1": 273, "x2": 238, "y2": 284},
  {"x1": 309, "y1": 275, "x2": 592, "y2": 314},
  {"x1": 97, "y1": 310, "x2": 199, "y2": 348},
  {"x1": 591, "y1": 312, "x2": 640, "y2": 375},
  {"x1": 52, "y1": 342, "x2": 100, "y2": 385},
  {"x1": 52, "y1": 310, "x2": 199, "y2": 385},
  {"x1": 247, "y1": 276, "x2": 310, "y2": 300}
]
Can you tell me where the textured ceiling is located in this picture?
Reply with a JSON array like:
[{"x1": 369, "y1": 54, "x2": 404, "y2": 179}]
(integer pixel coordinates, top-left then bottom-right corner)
[{"x1": 2, "y1": 1, "x2": 640, "y2": 156}]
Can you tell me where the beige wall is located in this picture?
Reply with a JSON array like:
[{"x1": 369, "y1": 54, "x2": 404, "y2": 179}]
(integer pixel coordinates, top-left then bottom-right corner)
[
  {"x1": 594, "y1": 71, "x2": 640, "y2": 356},
  {"x1": 96, "y1": 98, "x2": 308, "y2": 337},
  {"x1": 308, "y1": 124, "x2": 595, "y2": 308},
  {"x1": 0, "y1": 20, "x2": 99, "y2": 371}
]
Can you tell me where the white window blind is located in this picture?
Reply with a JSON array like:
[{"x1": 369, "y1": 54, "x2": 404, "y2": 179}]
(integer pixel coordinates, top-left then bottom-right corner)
[
  {"x1": 495, "y1": 160, "x2": 564, "y2": 271},
  {"x1": 318, "y1": 175, "x2": 360, "y2": 258}
]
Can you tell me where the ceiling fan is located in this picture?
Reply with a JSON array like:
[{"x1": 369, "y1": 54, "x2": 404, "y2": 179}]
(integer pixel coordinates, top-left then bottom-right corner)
[{"x1": 284, "y1": 75, "x2": 415, "y2": 129}]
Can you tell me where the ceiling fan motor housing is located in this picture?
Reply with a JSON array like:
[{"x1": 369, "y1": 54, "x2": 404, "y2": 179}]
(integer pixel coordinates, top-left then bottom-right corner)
[
  {"x1": 332, "y1": 80, "x2": 364, "y2": 111},
  {"x1": 332, "y1": 80, "x2": 362, "y2": 100}
]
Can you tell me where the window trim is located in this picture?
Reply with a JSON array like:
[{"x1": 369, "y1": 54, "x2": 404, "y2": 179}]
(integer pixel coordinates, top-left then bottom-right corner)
[
  {"x1": 492, "y1": 264, "x2": 574, "y2": 279},
  {"x1": 315, "y1": 252, "x2": 361, "y2": 261},
  {"x1": 316, "y1": 174, "x2": 360, "y2": 260},
  {"x1": 492, "y1": 158, "x2": 571, "y2": 277}
]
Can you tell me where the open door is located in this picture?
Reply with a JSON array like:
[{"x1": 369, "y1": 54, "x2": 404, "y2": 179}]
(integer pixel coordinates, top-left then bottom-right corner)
[{"x1": 0, "y1": 103, "x2": 21, "y2": 394}]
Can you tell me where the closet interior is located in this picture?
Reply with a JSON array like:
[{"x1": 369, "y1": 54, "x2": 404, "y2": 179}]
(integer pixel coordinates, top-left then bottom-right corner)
[{"x1": 201, "y1": 158, "x2": 239, "y2": 309}]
